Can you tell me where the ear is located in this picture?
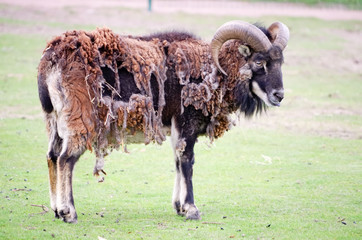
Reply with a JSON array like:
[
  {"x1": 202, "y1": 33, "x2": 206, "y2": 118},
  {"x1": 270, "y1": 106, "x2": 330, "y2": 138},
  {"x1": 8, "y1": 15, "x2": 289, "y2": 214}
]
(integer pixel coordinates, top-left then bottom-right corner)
[
  {"x1": 269, "y1": 46, "x2": 283, "y2": 60},
  {"x1": 238, "y1": 45, "x2": 251, "y2": 57}
]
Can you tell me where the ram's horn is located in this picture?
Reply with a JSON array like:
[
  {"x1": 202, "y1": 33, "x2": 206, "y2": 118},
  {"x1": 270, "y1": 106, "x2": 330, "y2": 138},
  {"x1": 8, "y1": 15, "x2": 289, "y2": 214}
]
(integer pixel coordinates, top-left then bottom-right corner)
[
  {"x1": 267, "y1": 22, "x2": 290, "y2": 51},
  {"x1": 211, "y1": 20, "x2": 272, "y2": 75}
]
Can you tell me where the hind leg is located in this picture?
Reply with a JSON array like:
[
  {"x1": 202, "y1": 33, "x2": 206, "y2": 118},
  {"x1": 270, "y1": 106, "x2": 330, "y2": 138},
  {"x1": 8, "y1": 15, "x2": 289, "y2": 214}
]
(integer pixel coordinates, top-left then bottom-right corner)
[
  {"x1": 56, "y1": 151, "x2": 80, "y2": 223},
  {"x1": 46, "y1": 116, "x2": 63, "y2": 218},
  {"x1": 55, "y1": 136, "x2": 85, "y2": 223},
  {"x1": 48, "y1": 154, "x2": 59, "y2": 219}
]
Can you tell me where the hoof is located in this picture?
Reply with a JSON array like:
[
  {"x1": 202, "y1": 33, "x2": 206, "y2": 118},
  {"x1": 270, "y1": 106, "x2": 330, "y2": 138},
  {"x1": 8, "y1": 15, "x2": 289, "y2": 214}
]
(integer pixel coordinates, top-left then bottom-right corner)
[
  {"x1": 173, "y1": 201, "x2": 184, "y2": 216},
  {"x1": 178, "y1": 204, "x2": 201, "y2": 220},
  {"x1": 58, "y1": 208, "x2": 78, "y2": 223},
  {"x1": 54, "y1": 209, "x2": 60, "y2": 219},
  {"x1": 94, "y1": 169, "x2": 107, "y2": 182},
  {"x1": 185, "y1": 207, "x2": 201, "y2": 220}
]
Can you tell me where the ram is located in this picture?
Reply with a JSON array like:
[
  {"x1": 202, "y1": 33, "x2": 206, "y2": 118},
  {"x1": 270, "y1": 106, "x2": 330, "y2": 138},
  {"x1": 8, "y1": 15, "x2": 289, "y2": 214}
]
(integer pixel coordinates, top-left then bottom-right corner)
[{"x1": 37, "y1": 21, "x2": 289, "y2": 223}]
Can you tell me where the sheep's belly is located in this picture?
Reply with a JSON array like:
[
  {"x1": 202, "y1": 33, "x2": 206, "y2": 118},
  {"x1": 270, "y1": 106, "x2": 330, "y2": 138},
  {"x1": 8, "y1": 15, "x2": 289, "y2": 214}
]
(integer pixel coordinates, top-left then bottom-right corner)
[{"x1": 125, "y1": 127, "x2": 171, "y2": 144}]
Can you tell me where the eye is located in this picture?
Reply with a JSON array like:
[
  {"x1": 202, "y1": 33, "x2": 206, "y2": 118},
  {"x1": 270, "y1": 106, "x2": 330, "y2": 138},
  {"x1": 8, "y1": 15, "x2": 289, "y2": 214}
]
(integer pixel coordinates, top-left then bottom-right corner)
[{"x1": 255, "y1": 61, "x2": 263, "y2": 67}]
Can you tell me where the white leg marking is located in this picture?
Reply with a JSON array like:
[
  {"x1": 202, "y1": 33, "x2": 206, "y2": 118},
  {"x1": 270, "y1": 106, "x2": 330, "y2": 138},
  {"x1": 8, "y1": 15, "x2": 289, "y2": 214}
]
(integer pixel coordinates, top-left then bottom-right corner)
[
  {"x1": 179, "y1": 177, "x2": 188, "y2": 207},
  {"x1": 172, "y1": 170, "x2": 181, "y2": 210},
  {"x1": 171, "y1": 117, "x2": 181, "y2": 210}
]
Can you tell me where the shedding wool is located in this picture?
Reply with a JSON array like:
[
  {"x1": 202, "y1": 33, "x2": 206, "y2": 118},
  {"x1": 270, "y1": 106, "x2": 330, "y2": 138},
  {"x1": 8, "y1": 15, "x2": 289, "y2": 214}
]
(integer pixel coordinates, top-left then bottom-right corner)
[
  {"x1": 42, "y1": 28, "x2": 168, "y2": 155},
  {"x1": 168, "y1": 39, "x2": 249, "y2": 140},
  {"x1": 40, "y1": 29, "x2": 252, "y2": 156}
]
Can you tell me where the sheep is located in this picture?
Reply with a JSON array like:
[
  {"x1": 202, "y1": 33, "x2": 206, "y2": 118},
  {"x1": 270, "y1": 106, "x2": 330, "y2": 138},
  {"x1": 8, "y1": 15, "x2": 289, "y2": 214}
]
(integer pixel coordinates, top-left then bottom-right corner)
[{"x1": 37, "y1": 21, "x2": 289, "y2": 223}]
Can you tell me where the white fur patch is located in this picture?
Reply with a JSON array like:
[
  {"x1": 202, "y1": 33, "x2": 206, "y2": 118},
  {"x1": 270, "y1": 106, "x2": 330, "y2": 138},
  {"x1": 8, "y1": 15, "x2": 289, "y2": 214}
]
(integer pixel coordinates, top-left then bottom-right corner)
[
  {"x1": 46, "y1": 67, "x2": 70, "y2": 141},
  {"x1": 171, "y1": 116, "x2": 181, "y2": 206},
  {"x1": 171, "y1": 117, "x2": 178, "y2": 153},
  {"x1": 172, "y1": 171, "x2": 181, "y2": 208},
  {"x1": 179, "y1": 177, "x2": 188, "y2": 206},
  {"x1": 46, "y1": 67, "x2": 63, "y2": 114},
  {"x1": 252, "y1": 81, "x2": 272, "y2": 107}
]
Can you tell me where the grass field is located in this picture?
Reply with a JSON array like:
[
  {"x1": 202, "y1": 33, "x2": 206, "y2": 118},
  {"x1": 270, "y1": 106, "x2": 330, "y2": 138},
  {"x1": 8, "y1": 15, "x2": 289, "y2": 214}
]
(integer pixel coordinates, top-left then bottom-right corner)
[{"x1": 0, "y1": 2, "x2": 361, "y2": 239}]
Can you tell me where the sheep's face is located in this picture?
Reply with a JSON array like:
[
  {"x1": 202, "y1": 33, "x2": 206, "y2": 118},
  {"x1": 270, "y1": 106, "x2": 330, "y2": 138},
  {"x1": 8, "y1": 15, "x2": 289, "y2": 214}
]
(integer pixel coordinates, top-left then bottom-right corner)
[
  {"x1": 211, "y1": 20, "x2": 289, "y2": 114},
  {"x1": 248, "y1": 46, "x2": 284, "y2": 107}
]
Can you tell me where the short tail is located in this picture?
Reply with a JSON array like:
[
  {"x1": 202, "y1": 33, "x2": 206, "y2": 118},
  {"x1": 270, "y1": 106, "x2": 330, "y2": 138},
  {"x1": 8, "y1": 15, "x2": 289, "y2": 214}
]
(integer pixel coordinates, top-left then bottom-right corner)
[{"x1": 38, "y1": 56, "x2": 54, "y2": 113}]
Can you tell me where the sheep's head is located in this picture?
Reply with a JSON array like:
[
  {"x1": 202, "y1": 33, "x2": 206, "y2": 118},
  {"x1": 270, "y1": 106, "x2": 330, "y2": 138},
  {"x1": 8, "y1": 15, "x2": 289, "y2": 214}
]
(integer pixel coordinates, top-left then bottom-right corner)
[{"x1": 211, "y1": 21, "x2": 289, "y2": 109}]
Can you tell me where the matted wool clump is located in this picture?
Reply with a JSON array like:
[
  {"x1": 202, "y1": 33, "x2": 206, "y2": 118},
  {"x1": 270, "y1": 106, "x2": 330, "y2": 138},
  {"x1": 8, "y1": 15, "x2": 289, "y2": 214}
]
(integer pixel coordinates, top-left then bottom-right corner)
[
  {"x1": 42, "y1": 28, "x2": 168, "y2": 155},
  {"x1": 41, "y1": 28, "x2": 248, "y2": 155}
]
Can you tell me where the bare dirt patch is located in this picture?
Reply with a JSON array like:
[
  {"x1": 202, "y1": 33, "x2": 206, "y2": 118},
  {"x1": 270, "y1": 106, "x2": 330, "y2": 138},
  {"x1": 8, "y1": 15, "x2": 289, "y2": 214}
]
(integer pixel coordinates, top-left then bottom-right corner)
[{"x1": 236, "y1": 104, "x2": 362, "y2": 140}]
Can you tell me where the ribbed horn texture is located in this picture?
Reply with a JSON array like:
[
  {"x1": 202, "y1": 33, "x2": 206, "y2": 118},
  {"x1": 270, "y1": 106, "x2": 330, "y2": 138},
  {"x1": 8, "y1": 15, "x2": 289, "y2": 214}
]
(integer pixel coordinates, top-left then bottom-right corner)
[
  {"x1": 210, "y1": 20, "x2": 272, "y2": 75},
  {"x1": 267, "y1": 22, "x2": 290, "y2": 51}
]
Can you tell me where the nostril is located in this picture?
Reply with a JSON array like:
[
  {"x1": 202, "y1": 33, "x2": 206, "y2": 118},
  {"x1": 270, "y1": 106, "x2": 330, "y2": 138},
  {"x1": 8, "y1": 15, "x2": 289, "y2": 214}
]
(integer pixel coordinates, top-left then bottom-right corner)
[{"x1": 274, "y1": 91, "x2": 284, "y2": 102}]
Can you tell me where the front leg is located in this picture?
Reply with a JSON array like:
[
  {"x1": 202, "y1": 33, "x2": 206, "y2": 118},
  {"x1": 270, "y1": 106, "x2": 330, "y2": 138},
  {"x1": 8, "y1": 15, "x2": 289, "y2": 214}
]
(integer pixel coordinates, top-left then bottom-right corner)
[
  {"x1": 171, "y1": 117, "x2": 200, "y2": 220},
  {"x1": 179, "y1": 149, "x2": 200, "y2": 220}
]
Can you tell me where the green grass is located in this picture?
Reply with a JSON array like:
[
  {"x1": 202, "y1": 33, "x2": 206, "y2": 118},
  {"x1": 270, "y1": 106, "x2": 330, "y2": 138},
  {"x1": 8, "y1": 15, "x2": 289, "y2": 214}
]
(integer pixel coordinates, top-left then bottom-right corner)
[
  {"x1": 0, "y1": 2, "x2": 361, "y2": 240},
  {"x1": 1, "y1": 123, "x2": 361, "y2": 239}
]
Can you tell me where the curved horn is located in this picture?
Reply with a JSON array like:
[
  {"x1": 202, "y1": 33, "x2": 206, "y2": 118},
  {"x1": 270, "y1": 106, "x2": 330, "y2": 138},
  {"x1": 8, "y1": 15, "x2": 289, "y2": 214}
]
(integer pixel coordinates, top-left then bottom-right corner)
[
  {"x1": 211, "y1": 20, "x2": 272, "y2": 75},
  {"x1": 267, "y1": 22, "x2": 290, "y2": 51}
]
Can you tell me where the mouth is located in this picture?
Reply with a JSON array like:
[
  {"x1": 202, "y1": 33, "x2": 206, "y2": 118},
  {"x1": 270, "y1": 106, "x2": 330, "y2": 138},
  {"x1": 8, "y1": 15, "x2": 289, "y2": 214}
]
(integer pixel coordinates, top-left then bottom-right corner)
[
  {"x1": 268, "y1": 89, "x2": 284, "y2": 107},
  {"x1": 267, "y1": 95, "x2": 281, "y2": 107}
]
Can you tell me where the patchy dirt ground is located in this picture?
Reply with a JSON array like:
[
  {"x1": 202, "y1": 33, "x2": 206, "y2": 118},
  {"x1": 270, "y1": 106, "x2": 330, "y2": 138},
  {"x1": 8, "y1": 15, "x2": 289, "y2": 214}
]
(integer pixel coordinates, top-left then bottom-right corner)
[
  {"x1": 1, "y1": 0, "x2": 361, "y2": 36},
  {"x1": 0, "y1": 0, "x2": 361, "y2": 139},
  {"x1": 1, "y1": 0, "x2": 362, "y2": 21}
]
